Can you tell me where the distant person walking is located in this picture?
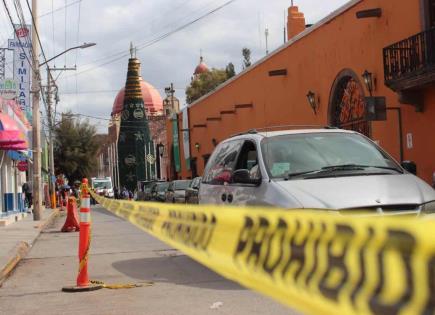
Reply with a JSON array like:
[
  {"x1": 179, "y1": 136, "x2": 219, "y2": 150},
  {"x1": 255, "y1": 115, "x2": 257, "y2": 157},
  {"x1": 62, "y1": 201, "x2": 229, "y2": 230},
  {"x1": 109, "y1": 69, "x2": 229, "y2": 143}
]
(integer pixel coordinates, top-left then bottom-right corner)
[
  {"x1": 22, "y1": 181, "x2": 33, "y2": 210},
  {"x1": 121, "y1": 187, "x2": 129, "y2": 200}
]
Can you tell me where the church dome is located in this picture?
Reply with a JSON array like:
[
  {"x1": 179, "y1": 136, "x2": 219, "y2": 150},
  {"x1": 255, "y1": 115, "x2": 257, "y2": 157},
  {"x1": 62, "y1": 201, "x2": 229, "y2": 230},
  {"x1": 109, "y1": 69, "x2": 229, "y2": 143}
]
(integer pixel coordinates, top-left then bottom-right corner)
[
  {"x1": 194, "y1": 56, "x2": 209, "y2": 75},
  {"x1": 112, "y1": 79, "x2": 163, "y2": 116}
]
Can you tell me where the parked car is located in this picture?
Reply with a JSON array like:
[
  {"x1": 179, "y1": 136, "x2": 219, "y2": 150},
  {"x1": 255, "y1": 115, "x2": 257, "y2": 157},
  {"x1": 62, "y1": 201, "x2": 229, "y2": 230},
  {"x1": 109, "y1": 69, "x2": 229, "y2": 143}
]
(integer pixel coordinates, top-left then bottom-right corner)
[
  {"x1": 136, "y1": 181, "x2": 156, "y2": 201},
  {"x1": 165, "y1": 180, "x2": 192, "y2": 203},
  {"x1": 144, "y1": 181, "x2": 158, "y2": 201},
  {"x1": 185, "y1": 177, "x2": 202, "y2": 204},
  {"x1": 199, "y1": 128, "x2": 435, "y2": 214},
  {"x1": 151, "y1": 182, "x2": 170, "y2": 202}
]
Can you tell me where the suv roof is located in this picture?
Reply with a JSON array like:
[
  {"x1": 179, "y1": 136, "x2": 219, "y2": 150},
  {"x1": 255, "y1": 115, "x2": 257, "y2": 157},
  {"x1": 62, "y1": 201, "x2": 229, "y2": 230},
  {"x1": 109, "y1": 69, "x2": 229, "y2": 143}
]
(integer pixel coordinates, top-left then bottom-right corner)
[{"x1": 227, "y1": 128, "x2": 357, "y2": 142}]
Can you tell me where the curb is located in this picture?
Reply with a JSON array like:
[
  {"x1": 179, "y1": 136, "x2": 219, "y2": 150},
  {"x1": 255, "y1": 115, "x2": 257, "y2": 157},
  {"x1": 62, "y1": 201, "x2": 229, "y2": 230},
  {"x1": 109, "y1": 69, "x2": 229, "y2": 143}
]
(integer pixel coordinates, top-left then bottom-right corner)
[
  {"x1": 0, "y1": 209, "x2": 61, "y2": 287},
  {"x1": 34, "y1": 208, "x2": 61, "y2": 231},
  {"x1": 0, "y1": 241, "x2": 30, "y2": 287}
]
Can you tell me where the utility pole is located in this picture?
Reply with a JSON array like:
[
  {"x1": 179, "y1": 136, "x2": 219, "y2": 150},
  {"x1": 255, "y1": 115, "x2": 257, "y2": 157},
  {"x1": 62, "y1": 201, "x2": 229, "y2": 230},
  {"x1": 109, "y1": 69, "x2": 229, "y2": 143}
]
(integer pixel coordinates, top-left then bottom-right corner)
[
  {"x1": 46, "y1": 70, "x2": 56, "y2": 208},
  {"x1": 32, "y1": 0, "x2": 42, "y2": 220},
  {"x1": 0, "y1": 48, "x2": 6, "y2": 79}
]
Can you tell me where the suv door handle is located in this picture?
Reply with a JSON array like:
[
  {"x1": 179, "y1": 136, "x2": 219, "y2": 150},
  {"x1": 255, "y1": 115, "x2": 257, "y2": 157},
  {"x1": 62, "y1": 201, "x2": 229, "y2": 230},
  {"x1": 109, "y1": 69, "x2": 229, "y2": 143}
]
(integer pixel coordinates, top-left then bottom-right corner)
[
  {"x1": 227, "y1": 194, "x2": 233, "y2": 203},
  {"x1": 221, "y1": 193, "x2": 227, "y2": 202}
]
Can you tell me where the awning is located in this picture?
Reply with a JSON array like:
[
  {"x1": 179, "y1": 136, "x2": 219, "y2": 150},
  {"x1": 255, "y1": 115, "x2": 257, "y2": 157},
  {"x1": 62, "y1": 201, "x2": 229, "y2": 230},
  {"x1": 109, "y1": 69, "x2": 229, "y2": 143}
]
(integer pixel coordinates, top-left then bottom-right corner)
[
  {"x1": 7, "y1": 150, "x2": 28, "y2": 161},
  {"x1": 0, "y1": 113, "x2": 27, "y2": 150}
]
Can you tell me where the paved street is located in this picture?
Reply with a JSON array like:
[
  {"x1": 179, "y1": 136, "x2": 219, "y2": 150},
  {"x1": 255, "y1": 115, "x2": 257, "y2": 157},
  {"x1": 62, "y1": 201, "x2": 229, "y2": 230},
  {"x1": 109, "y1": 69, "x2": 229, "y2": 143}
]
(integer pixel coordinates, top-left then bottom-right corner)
[{"x1": 0, "y1": 205, "x2": 297, "y2": 315}]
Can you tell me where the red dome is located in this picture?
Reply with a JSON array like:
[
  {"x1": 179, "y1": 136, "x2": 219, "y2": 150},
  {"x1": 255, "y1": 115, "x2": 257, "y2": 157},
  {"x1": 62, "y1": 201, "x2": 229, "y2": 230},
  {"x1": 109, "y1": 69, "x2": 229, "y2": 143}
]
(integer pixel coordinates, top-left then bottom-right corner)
[
  {"x1": 112, "y1": 79, "x2": 163, "y2": 116},
  {"x1": 194, "y1": 56, "x2": 209, "y2": 75},
  {"x1": 194, "y1": 63, "x2": 209, "y2": 75}
]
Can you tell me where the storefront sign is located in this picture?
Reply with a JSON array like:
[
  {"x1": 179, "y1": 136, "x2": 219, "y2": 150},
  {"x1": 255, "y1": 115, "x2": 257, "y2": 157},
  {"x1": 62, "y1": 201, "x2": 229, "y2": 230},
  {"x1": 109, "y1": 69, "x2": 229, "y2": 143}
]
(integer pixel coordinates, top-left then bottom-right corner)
[
  {"x1": 17, "y1": 160, "x2": 28, "y2": 171},
  {"x1": 8, "y1": 24, "x2": 32, "y2": 121},
  {"x1": 0, "y1": 79, "x2": 18, "y2": 100},
  {"x1": 182, "y1": 108, "x2": 190, "y2": 170},
  {"x1": 7, "y1": 150, "x2": 27, "y2": 161}
]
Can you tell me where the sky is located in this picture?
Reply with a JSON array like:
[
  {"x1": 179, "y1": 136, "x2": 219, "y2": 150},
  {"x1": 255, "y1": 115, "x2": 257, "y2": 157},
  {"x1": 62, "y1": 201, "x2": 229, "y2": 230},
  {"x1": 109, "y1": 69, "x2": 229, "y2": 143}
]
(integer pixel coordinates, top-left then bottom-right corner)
[{"x1": 0, "y1": 0, "x2": 349, "y2": 133}]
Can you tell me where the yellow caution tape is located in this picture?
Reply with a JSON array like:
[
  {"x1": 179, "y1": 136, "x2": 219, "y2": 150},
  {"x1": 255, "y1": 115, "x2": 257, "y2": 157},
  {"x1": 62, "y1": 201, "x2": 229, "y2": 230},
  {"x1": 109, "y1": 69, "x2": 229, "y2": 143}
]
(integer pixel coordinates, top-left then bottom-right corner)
[
  {"x1": 90, "y1": 279, "x2": 152, "y2": 289},
  {"x1": 91, "y1": 191, "x2": 435, "y2": 315}
]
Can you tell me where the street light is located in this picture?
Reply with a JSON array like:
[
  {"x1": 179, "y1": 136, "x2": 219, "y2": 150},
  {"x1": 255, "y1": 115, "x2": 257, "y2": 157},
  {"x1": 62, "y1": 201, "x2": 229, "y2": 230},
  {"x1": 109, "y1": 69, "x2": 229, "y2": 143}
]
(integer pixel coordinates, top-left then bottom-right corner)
[
  {"x1": 362, "y1": 70, "x2": 374, "y2": 96},
  {"x1": 39, "y1": 43, "x2": 96, "y2": 67},
  {"x1": 306, "y1": 91, "x2": 319, "y2": 115}
]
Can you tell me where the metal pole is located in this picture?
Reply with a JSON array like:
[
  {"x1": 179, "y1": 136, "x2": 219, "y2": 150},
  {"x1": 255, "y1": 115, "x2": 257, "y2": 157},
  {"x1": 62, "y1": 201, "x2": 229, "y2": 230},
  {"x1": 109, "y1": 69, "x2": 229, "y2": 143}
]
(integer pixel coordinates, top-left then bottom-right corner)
[
  {"x1": 116, "y1": 142, "x2": 120, "y2": 188},
  {"x1": 144, "y1": 141, "x2": 148, "y2": 180},
  {"x1": 265, "y1": 28, "x2": 269, "y2": 55},
  {"x1": 154, "y1": 141, "x2": 157, "y2": 180},
  {"x1": 112, "y1": 143, "x2": 116, "y2": 181},
  {"x1": 32, "y1": 0, "x2": 42, "y2": 220},
  {"x1": 148, "y1": 141, "x2": 152, "y2": 179},
  {"x1": 47, "y1": 70, "x2": 56, "y2": 208},
  {"x1": 387, "y1": 107, "x2": 404, "y2": 162},
  {"x1": 107, "y1": 144, "x2": 111, "y2": 179}
]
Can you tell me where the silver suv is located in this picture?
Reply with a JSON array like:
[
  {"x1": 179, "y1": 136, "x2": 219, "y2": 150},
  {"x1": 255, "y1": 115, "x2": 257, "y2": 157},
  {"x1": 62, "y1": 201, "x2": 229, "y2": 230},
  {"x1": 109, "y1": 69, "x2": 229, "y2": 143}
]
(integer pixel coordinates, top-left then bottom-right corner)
[{"x1": 199, "y1": 128, "x2": 435, "y2": 214}]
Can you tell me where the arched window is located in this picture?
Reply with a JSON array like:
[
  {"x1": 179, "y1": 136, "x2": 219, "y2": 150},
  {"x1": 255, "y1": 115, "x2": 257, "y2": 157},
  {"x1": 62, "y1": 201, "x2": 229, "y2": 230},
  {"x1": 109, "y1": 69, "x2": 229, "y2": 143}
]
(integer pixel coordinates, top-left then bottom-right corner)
[{"x1": 328, "y1": 69, "x2": 371, "y2": 137}]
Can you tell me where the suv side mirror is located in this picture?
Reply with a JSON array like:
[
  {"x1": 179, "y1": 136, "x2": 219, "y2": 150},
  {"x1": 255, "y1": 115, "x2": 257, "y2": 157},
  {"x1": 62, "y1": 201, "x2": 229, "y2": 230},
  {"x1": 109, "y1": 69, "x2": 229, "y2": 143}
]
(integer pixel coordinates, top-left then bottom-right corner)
[
  {"x1": 232, "y1": 169, "x2": 261, "y2": 185},
  {"x1": 401, "y1": 160, "x2": 417, "y2": 175}
]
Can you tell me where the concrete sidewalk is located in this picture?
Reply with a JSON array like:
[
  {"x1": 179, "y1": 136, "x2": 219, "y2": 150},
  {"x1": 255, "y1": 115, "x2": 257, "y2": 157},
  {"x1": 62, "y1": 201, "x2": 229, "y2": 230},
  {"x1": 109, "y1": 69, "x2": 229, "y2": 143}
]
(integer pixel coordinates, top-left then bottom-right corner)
[{"x1": 0, "y1": 208, "x2": 60, "y2": 286}]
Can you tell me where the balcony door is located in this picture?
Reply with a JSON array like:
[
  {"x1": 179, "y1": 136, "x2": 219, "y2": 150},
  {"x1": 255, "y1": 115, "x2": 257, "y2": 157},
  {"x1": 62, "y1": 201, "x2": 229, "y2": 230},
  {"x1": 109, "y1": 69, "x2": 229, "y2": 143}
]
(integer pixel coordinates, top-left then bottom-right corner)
[{"x1": 425, "y1": 0, "x2": 435, "y2": 28}]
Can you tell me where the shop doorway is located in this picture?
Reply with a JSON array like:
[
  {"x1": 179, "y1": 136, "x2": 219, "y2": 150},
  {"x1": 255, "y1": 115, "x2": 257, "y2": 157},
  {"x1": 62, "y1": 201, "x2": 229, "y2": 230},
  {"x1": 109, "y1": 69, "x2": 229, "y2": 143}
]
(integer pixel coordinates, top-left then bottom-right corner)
[{"x1": 190, "y1": 158, "x2": 198, "y2": 178}]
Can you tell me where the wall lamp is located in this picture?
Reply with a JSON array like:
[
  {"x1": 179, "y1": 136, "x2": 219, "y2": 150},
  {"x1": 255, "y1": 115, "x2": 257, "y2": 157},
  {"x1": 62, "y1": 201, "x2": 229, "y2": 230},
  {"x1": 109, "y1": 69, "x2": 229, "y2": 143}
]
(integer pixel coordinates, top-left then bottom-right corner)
[
  {"x1": 306, "y1": 91, "x2": 319, "y2": 115},
  {"x1": 362, "y1": 70, "x2": 374, "y2": 96},
  {"x1": 195, "y1": 142, "x2": 200, "y2": 151}
]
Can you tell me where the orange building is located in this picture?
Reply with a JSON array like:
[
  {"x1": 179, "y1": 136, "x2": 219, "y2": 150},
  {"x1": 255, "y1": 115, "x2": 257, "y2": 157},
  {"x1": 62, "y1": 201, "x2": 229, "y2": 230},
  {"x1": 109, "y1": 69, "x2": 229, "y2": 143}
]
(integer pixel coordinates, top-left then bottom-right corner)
[{"x1": 168, "y1": 0, "x2": 435, "y2": 185}]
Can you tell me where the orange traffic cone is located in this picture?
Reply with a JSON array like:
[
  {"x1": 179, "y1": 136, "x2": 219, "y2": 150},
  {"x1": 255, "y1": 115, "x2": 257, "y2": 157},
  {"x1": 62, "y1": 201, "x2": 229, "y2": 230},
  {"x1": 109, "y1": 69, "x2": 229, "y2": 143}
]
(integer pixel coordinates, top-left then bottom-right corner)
[
  {"x1": 62, "y1": 178, "x2": 102, "y2": 292},
  {"x1": 61, "y1": 197, "x2": 80, "y2": 232}
]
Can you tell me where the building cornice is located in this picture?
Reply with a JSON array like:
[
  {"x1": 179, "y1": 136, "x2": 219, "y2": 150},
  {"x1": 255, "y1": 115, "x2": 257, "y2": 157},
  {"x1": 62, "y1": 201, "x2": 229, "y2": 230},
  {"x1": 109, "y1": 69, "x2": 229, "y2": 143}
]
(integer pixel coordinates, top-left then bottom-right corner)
[{"x1": 188, "y1": 0, "x2": 363, "y2": 109}]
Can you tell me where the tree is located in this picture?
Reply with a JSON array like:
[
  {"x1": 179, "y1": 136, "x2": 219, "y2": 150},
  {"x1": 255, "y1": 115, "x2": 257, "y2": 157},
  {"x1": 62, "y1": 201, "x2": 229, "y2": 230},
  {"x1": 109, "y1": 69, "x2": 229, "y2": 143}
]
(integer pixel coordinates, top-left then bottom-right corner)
[
  {"x1": 54, "y1": 111, "x2": 101, "y2": 183},
  {"x1": 186, "y1": 68, "x2": 229, "y2": 104},
  {"x1": 242, "y1": 48, "x2": 251, "y2": 69},
  {"x1": 225, "y1": 62, "x2": 236, "y2": 78}
]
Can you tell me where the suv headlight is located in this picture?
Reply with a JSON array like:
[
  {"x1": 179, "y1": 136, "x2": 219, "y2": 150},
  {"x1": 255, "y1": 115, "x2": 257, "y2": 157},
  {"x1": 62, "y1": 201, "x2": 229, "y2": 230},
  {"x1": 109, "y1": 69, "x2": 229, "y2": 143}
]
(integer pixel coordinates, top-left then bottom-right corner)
[{"x1": 422, "y1": 201, "x2": 435, "y2": 214}]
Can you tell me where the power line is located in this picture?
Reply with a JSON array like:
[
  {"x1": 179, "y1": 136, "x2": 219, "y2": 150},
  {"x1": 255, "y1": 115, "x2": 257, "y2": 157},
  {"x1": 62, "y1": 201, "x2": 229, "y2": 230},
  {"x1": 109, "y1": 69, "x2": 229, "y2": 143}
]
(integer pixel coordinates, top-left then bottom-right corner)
[
  {"x1": 51, "y1": 0, "x2": 55, "y2": 57},
  {"x1": 25, "y1": 0, "x2": 49, "y2": 69},
  {"x1": 64, "y1": 0, "x2": 67, "y2": 66},
  {"x1": 39, "y1": 0, "x2": 81, "y2": 18},
  {"x1": 67, "y1": 0, "x2": 198, "y2": 70},
  {"x1": 66, "y1": 0, "x2": 237, "y2": 78},
  {"x1": 74, "y1": 0, "x2": 82, "y2": 111}
]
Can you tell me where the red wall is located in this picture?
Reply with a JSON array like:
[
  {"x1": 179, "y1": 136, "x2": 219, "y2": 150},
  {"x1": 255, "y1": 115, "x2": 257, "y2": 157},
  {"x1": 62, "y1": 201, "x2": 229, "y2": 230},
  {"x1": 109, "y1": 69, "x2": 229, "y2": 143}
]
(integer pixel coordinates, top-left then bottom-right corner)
[{"x1": 170, "y1": 0, "x2": 434, "y2": 184}]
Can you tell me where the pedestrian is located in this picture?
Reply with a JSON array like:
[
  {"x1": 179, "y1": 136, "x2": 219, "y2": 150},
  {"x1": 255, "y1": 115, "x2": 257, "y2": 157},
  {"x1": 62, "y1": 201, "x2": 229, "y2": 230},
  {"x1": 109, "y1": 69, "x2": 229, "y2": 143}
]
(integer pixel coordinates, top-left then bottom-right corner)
[
  {"x1": 114, "y1": 187, "x2": 119, "y2": 199},
  {"x1": 122, "y1": 187, "x2": 129, "y2": 200},
  {"x1": 128, "y1": 190, "x2": 133, "y2": 201},
  {"x1": 22, "y1": 181, "x2": 33, "y2": 210}
]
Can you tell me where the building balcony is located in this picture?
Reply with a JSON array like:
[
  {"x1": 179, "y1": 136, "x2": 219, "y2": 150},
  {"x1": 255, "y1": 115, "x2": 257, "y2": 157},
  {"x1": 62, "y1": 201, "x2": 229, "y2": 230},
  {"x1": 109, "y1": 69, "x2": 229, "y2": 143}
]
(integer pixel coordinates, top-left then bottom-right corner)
[{"x1": 384, "y1": 28, "x2": 435, "y2": 92}]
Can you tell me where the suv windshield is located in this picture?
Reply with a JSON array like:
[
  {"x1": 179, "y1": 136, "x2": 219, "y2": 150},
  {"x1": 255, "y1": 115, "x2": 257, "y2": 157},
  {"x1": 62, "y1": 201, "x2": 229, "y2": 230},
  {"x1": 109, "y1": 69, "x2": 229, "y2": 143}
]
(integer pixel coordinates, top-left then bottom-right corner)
[
  {"x1": 261, "y1": 132, "x2": 401, "y2": 179},
  {"x1": 93, "y1": 181, "x2": 112, "y2": 189},
  {"x1": 174, "y1": 180, "x2": 191, "y2": 190},
  {"x1": 156, "y1": 183, "x2": 169, "y2": 192}
]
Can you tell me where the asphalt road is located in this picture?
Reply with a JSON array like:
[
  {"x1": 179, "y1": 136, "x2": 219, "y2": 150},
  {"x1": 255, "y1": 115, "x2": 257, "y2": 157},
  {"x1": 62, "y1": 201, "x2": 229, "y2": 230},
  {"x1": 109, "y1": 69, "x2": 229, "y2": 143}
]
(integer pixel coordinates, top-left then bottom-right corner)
[{"x1": 0, "y1": 205, "x2": 299, "y2": 315}]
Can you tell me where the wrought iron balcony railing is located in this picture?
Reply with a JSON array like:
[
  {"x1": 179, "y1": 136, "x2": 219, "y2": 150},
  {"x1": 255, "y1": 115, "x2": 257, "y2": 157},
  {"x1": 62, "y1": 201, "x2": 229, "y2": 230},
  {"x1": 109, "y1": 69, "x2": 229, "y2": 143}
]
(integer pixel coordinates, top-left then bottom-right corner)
[{"x1": 383, "y1": 28, "x2": 435, "y2": 91}]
